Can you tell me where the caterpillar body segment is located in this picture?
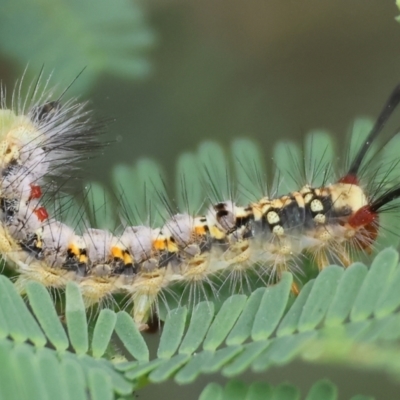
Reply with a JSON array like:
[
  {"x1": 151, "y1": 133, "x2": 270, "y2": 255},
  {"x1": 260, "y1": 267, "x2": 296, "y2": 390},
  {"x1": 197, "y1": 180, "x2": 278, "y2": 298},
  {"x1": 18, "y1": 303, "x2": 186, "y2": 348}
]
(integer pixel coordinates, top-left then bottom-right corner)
[{"x1": 1, "y1": 78, "x2": 400, "y2": 330}]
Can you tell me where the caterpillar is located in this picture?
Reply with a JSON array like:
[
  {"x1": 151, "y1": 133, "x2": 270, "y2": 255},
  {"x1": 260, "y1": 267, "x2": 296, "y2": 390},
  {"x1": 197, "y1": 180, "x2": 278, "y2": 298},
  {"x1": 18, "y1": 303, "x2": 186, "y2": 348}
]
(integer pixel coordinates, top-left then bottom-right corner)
[{"x1": 1, "y1": 73, "x2": 400, "y2": 331}]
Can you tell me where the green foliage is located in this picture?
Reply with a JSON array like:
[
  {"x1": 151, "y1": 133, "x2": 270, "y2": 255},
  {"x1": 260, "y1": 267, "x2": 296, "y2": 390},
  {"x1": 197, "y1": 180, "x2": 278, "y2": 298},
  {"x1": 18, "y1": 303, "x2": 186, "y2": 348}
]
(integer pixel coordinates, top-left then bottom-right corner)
[
  {"x1": 0, "y1": 248, "x2": 400, "y2": 398},
  {"x1": 0, "y1": 0, "x2": 155, "y2": 94},
  {"x1": 199, "y1": 380, "x2": 374, "y2": 400}
]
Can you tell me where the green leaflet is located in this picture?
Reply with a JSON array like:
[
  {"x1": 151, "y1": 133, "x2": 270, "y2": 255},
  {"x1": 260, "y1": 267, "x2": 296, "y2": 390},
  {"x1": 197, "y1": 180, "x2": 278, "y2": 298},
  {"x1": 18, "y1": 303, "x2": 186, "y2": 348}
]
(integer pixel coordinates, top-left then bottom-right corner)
[{"x1": 0, "y1": 0, "x2": 155, "y2": 94}]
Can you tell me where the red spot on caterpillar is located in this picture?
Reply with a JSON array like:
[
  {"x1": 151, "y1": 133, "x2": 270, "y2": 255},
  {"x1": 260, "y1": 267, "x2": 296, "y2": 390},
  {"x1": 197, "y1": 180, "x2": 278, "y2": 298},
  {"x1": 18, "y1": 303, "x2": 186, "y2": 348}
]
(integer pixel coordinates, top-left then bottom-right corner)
[
  {"x1": 29, "y1": 184, "x2": 42, "y2": 200},
  {"x1": 338, "y1": 174, "x2": 359, "y2": 185},
  {"x1": 348, "y1": 206, "x2": 380, "y2": 252},
  {"x1": 34, "y1": 207, "x2": 48, "y2": 222},
  {"x1": 348, "y1": 205, "x2": 377, "y2": 228}
]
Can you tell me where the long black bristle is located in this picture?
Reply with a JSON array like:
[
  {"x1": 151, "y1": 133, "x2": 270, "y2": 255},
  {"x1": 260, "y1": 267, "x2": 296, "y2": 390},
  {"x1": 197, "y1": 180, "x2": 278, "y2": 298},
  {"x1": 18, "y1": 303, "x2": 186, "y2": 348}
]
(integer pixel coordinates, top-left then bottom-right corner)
[
  {"x1": 371, "y1": 187, "x2": 400, "y2": 212},
  {"x1": 347, "y1": 83, "x2": 400, "y2": 177}
]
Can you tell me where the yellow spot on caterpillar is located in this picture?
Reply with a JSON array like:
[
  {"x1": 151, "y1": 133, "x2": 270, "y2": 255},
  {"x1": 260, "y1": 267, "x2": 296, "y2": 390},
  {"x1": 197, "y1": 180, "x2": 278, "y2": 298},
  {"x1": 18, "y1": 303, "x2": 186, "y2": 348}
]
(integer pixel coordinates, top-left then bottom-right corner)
[
  {"x1": 293, "y1": 191, "x2": 305, "y2": 208},
  {"x1": 209, "y1": 225, "x2": 226, "y2": 240},
  {"x1": 304, "y1": 193, "x2": 313, "y2": 204},
  {"x1": 329, "y1": 183, "x2": 368, "y2": 213},
  {"x1": 35, "y1": 235, "x2": 43, "y2": 249},
  {"x1": 166, "y1": 239, "x2": 178, "y2": 253},
  {"x1": 123, "y1": 252, "x2": 133, "y2": 265},
  {"x1": 68, "y1": 244, "x2": 80, "y2": 257},
  {"x1": 266, "y1": 211, "x2": 280, "y2": 225},
  {"x1": 311, "y1": 199, "x2": 324, "y2": 213},
  {"x1": 271, "y1": 196, "x2": 291, "y2": 208},
  {"x1": 255, "y1": 197, "x2": 271, "y2": 217},
  {"x1": 314, "y1": 213, "x2": 326, "y2": 224},
  {"x1": 273, "y1": 225, "x2": 285, "y2": 236}
]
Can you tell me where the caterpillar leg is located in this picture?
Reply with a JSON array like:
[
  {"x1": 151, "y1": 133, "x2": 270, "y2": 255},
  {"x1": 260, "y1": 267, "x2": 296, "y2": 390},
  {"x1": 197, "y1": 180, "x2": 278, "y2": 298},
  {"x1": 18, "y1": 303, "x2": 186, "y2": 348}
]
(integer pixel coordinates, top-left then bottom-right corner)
[
  {"x1": 79, "y1": 277, "x2": 117, "y2": 309},
  {"x1": 130, "y1": 271, "x2": 167, "y2": 330},
  {"x1": 337, "y1": 248, "x2": 352, "y2": 267},
  {"x1": 291, "y1": 282, "x2": 300, "y2": 295}
]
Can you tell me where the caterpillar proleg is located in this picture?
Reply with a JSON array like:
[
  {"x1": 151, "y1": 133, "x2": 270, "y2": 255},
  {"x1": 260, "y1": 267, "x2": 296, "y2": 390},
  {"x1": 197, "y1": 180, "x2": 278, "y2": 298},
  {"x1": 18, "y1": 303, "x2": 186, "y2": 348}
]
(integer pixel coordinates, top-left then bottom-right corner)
[{"x1": 2, "y1": 74, "x2": 400, "y2": 330}]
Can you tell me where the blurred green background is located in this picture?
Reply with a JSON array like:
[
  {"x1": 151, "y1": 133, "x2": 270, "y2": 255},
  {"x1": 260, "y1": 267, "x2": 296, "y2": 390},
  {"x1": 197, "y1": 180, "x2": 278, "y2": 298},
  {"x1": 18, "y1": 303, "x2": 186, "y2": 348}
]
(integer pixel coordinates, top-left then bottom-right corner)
[{"x1": 2, "y1": 0, "x2": 400, "y2": 398}]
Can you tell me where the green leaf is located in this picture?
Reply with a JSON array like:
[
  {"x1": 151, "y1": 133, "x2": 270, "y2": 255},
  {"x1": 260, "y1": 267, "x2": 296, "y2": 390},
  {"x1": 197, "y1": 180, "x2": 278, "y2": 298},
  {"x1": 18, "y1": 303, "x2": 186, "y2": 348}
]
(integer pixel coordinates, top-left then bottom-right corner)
[
  {"x1": 157, "y1": 307, "x2": 187, "y2": 359},
  {"x1": 226, "y1": 288, "x2": 265, "y2": 346},
  {"x1": 88, "y1": 368, "x2": 113, "y2": 400},
  {"x1": 12, "y1": 344, "x2": 46, "y2": 400},
  {"x1": 62, "y1": 359, "x2": 87, "y2": 400},
  {"x1": 222, "y1": 341, "x2": 270, "y2": 377},
  {"x1": 115, "y1": 311, "x2": 149, "y2": 362},
  {"x1": 276, "y1": 280, "x2": 314, "y2": 337},
  {"x1": 251, "y1": 272, "x2": 292, "y2": 341},
  {"x1": 79, "y1": 355, "x2": 132, "y2": 395},
  {"x1": 176, "y1": 152, "x2": 203, "y2": 213},
  {"x1": 325, "y1": 263, "x2": 368, "y2": 327},
  {"x1": 26, "y1": 281, "x2": 69, "y2": 351},
  {"x1": 246, "y1": 382, "x2": 274, "y2": 400},
  {"x1": 271, "y1": 383, "x2": 300, "y2": 400},
  {"x1": 305, "y1": 380, "x2": 337, "y2": 400},
  {"x1": 298, "y1": 266, "x2": 343, "y2": 332},
  {"x1": 37, "y1": 349, "x2": 68, "y2": 400},
  {"x1": 374, "y1": 263, "x2": 400, "y2": 318},
  {"x1": 199, "y1": 383, "x2": 223, "y2": 400},
  {"x1": 65, "y1": 282, "x2": 88, "y2": 354},
  {"x1": 222, "y1": 380, "x2": 248, "y2": 400},
  {"x1": 0, "y1": 0, "x2": 154, "y2": 94},
  {"x1": 203, "y1": 295, "x2": 247, "y2": 351},
  {"x1": 0, "y1": 341, "x2": 17, "y2": 400},
  {"x1": 231, "y1": 139, "x2": 266, "y2": 203},
  {"x1": 85, "y1": 183, "x2": 118, "y2": 230},
  {"x1": 148, "y1": 354, "x2": 190, "y2": 383},
  {"x1": 351, "y1": 248, "x2": 399, "y2": 322},
  {"x1": 174, "y1": 351, "x2": 214, "y2": 384},
  {"x1": 201, "y1": 346, "x2": 243, "y2": 374},
  {"x1": 0, "y1": 276, "x2": 45, "y2": 346},
  {"x1": 91, "y1": 309, "x2": 117, "y2": 358},
  {"x1": 252, "y1": 332, "x2": 317, "y2": 372},
  {"x1": 179, "y1": 301, "x2": 214, "y2": 355}
]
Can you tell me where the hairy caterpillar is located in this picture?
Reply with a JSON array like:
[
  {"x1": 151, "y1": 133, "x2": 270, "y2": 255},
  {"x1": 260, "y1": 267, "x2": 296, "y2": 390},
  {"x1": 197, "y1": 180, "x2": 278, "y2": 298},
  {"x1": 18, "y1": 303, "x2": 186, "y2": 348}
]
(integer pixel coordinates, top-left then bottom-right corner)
[{"x1": 1, "y1": 73, "x2": 400, "y2": 331}]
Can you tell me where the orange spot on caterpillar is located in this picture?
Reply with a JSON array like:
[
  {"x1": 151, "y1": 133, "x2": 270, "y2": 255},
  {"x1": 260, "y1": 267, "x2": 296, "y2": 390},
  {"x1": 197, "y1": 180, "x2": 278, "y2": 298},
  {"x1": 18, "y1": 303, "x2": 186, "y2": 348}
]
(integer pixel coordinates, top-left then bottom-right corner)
[
  {"x1": 111, "y1": 246, "x2": 124, "y2": 259},
  {"x1": 338, "y1": 174, "x2": 359, "y2": 185},
  {"x1": 68, "y1": 244, "x2": 80, "y2": 256},
  {"x1": 153, "y1": 239, "x2": 166, "y2": 251},
  {"x1": 29, "y1": 184, "x2": 42, "y2": 200},
  {"x1": 34, "y1": 207, "x2": 48, "y2": 222},
  {"x1": 194, "y1": 226, "x2": 207, "y2": 235}
]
